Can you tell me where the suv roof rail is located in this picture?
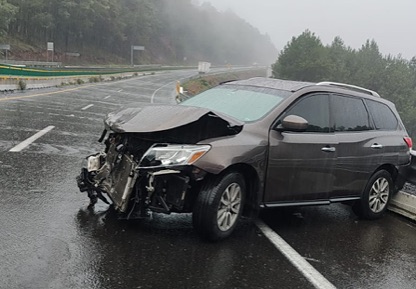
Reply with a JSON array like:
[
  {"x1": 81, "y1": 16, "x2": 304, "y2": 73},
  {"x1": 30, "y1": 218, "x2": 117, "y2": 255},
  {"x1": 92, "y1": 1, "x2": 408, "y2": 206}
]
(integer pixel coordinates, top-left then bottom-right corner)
[{"x1": 316, "y1": 81, "x2": 381, "y2": 97}]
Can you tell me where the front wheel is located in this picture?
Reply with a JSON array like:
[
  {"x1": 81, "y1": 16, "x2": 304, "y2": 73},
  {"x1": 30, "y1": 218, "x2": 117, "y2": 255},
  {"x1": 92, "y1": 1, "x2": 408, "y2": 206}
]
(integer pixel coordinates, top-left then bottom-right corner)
[
  {"x1": 192, "y1": 172, "x2": 245, "y2": 241},
  {"x1": 353, "y1": 170, "x2": 393, "y2": 219}
]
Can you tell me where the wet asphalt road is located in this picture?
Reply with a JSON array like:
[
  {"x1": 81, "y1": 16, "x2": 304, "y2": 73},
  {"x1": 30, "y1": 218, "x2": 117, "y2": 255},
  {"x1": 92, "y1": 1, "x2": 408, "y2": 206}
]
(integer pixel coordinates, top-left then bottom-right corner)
[{"x1": 0, "y1": 70, "x2": 415, "y2": 289}]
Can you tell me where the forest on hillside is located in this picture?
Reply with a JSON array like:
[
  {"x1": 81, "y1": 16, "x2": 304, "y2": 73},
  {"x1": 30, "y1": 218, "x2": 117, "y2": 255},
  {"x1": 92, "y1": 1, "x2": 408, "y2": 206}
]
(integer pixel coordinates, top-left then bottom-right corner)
[
  {"x1": 272, "y1": 30, "x2": 416, "y2": 139},
  {"x1": 0, "y1": 0, "x2": 277, "y2": 65}
]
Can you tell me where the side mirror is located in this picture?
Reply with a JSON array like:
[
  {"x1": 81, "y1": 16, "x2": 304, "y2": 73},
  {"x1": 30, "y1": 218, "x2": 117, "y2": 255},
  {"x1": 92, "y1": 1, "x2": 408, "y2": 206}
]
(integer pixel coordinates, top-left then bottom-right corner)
[{"x1": 279, "y1": 115, "x2": 308, "y2": 131}]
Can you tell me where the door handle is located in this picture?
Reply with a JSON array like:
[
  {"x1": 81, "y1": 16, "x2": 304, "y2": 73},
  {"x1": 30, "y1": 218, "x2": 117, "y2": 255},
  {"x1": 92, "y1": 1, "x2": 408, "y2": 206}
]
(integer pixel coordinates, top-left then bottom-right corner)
[
  {"x1": 321, "y1": 146, "x2": 336, "y2": 152},
  {"x1": 371, "y1": 143, "x2": 383, "y2": 149}
]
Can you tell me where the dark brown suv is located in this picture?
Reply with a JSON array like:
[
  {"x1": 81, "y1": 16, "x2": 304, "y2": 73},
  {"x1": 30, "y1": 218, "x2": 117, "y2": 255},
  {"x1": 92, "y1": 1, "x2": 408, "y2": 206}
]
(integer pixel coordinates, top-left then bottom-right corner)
[{"x1": 77, "y1": 77, "x2": 413, "y2": 241}]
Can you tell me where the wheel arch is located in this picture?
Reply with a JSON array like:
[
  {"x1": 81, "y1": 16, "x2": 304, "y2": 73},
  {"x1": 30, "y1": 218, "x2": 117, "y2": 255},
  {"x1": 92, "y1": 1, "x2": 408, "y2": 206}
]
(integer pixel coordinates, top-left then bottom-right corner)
[
  {"x1": 354, "y1": 168, "x2": 394, "y2": 219},
  {"x1": 218, "y1": 163, "x2": 261, "y2": 217},
  {"x1": 371, "y1": 164, "x2": 399, "y2": 192}
]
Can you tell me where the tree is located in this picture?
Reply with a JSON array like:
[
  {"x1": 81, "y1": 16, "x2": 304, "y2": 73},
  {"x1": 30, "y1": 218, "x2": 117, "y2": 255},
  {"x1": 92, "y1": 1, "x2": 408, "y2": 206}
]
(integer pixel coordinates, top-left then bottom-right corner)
[
  {"x1": 326, "y1": 36, "x2": 355, "y2": 83},
  {"x1": 272, "y1": 30, "x2": 330, "y2": 82},
  {"x1": 0, "y1": 0, "x2": 17, "y2": 37},
  {"x1": 4, "y1": 0, "x2": 277, "y2": 65},
  {"x1": 349, "y1": 39, "x2": 386, "y2": 91}
]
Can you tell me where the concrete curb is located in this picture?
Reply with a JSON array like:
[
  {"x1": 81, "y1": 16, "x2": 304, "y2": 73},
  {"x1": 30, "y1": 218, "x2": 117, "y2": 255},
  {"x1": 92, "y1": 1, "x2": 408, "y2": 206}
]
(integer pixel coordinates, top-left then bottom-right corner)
[
  {"x1": 388, "y1": 191, "x2": 416, "y2": 221},
  {"x1": 0, "y1": 71, "x2": 146, "y2": 92},
  {"x1": 0, "y1": 83, "x2": 56, "y2": 91}
]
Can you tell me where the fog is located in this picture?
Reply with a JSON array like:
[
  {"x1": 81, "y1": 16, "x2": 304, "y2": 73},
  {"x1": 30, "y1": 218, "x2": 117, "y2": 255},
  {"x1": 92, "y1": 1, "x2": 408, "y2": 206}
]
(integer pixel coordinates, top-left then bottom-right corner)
[{"x1": 203, "y1": 0, "x2": 416, "y2": 59}]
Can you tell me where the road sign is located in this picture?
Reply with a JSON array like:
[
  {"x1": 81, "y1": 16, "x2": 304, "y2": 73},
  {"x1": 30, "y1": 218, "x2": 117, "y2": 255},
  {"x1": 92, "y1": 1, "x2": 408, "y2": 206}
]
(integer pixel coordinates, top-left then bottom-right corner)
[
  {"x1": 0, "y1": 44, "x2": 10, "y2": 50},
  {"x1": 65, "y1": 52, "x2": 80, "y2": 57},
  {"x1": 47, "y1": 42, "x2": 54, "y2": 51},
  {"x1": 131, "y1": 45, "x2": 145, "y2": 66}
]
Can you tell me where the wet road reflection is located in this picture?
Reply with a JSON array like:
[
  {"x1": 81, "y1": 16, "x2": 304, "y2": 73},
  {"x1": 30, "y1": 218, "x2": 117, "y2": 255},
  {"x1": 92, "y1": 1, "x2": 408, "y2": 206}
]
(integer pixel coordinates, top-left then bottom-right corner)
[
  {"x1": 0, "y1": 71, "x2": 313, "y2": 289},
  {"x1": 1, "y1": 71, "x2": 415, "y2": 288},
  {"x1": 73, "y1": 205, "x2": 312, "y2": 289},
  {"x1": 261, "y1": 205, "x2": 416, "y2": 289}
]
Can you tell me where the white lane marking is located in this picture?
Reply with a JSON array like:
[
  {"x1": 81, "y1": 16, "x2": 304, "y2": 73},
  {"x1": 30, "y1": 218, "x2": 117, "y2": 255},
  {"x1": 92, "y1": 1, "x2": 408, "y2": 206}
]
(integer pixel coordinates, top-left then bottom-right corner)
[
  {"x1": 150, "y1": 81, "x2": 176, "y2": 103},
  {"x1": 9, "y1": 126, "x2": 55, "y2": 152},
  {"x1": 256, "y1": 220, "x2": 336, "y2": 289},
  {"x1": 81, "y1": 104, "x2": 94, "y2": 110},
  {"x1": 117, "y1": 89, "x2": 123, "y2": 92},
  {"x1": 104, "y1": 95, "x2": 111, "y2": 99}
]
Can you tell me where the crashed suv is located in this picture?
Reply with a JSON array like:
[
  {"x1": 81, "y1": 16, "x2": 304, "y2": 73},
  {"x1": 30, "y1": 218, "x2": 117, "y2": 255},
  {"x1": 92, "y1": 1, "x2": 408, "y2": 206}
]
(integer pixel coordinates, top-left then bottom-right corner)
[{"x1": 77, "y1": 77, "x2": 413, "y2": 241}]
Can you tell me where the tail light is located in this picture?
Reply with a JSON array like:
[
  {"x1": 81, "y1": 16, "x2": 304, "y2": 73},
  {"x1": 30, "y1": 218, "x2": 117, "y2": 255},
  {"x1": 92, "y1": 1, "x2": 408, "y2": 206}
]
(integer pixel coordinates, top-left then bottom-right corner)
[{"x1": 404, "y1": 136, "x2": 412, "y2": 149}]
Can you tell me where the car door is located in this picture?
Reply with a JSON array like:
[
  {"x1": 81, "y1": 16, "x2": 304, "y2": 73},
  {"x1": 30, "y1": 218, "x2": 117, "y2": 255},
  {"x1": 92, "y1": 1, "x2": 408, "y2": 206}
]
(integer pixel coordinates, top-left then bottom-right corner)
[
  {"x1": 264, "y1": 93, "x2": 338, "y2": 204},
  {"x1": 330, "y1": 94, "x2": 383, "y2": 197}
]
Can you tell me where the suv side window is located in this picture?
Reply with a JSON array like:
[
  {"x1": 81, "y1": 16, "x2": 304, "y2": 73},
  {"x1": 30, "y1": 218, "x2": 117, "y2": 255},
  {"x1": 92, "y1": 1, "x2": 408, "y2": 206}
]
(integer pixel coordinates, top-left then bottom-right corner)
[
  {"x1": 365, "y1": 99, "x2": 398, "y2": 130},
  {"x1": 283, "y1": 94, "x2": 330, "y2": 133},
  {"x1": 332, "y1": 94, "x2": 371, "y2": 132}
]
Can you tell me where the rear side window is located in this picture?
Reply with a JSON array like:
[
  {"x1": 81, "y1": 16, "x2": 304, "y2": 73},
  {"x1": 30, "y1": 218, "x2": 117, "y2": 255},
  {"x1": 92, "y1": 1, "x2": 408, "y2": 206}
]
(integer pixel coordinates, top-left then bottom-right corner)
[
  {"x1": 284, "y1": 94, "x2": 330, "y2": 132},
  {"x1": 366, "y1": 100, "x2": 398, "y2": 130},
  {"x1": 332, "y1": 95, "x2": 371, "y2": 132}
]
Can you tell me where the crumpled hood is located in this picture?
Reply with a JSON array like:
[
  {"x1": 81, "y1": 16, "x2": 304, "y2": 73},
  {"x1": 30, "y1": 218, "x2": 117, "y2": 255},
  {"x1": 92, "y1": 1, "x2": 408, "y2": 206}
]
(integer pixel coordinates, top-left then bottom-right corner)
[{"x1": 104, "y1": 104, "x2": 244, "y2": 143}]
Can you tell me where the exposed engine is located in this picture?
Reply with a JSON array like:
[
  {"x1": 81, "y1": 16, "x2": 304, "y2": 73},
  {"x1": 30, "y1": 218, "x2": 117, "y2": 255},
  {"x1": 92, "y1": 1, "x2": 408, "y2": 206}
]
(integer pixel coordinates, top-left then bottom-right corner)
[
  {"x1": 77, "y1": 131, "x2": 206, "y2": 219},
  {"x1": 76, "y1": 105, "x2": 244, "y2": 219}
]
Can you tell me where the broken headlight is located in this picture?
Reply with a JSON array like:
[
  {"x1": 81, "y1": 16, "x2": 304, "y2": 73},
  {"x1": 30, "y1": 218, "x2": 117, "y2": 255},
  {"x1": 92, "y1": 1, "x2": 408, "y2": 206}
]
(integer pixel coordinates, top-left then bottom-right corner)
[
  {"x1": 87, "y1": 153, "x2": 105, "y2": 172},
  {"x1": 139, "y1": 144, "x2": 210, "y2": 168}
]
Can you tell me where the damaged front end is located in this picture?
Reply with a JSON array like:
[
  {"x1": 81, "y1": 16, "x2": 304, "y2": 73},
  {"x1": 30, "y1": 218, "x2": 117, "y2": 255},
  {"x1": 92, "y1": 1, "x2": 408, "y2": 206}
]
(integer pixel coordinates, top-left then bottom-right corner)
[
  {"x1": 77, "y1": 134, "x2": 210, "y2": 218},
  {"x1": 76, "y1": 104, "x2": 243, "y2": 219}
]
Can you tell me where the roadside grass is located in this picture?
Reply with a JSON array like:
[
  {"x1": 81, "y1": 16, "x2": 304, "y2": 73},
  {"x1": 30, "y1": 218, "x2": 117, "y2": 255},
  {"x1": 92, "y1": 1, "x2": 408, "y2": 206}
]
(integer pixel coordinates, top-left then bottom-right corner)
[{"x1": 182, "y1": 69, "x2": 267, "y2": 96}]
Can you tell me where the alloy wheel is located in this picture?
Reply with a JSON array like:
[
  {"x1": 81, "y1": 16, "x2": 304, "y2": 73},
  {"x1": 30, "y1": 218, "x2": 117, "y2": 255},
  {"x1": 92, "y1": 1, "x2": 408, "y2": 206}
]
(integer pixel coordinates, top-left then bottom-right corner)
[
  {"x1": 217, "y1": 182, "x2": 242, "y2": 231},
  {"x1": 369, "y1": 177, "x2": 390, "y2": 213}
]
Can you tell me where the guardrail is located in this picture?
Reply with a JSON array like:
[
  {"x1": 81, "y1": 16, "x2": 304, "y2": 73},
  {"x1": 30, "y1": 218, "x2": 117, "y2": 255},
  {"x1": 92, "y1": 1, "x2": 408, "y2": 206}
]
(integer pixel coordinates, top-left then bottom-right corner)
[
  {"x1": 2, "y1": 60, "x2": 62, "y2": 67},
  {"x1": 0, "y1": 63, "x2": 198, "y2": 78},
  {"x1": 389, "y1": 191, "x2": 416, "y2": 221},
  {"x1": 0, "y1": 63, "x2": 131, "y2": 77}
]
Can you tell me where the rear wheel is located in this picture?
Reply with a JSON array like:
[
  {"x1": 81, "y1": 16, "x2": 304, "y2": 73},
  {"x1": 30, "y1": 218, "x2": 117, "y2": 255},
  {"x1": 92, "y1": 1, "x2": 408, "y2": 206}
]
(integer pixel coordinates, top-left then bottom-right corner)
[
  {"x1": 192, "y1": 172, "x2": 245, "y2": 241},
  {"x1": 353, "y1": 170, "x2": 392, "y2": 219}
]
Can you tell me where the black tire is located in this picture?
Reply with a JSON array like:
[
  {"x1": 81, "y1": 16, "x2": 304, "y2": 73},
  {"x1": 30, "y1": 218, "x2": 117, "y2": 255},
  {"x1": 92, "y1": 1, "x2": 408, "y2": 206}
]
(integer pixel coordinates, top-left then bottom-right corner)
[
  {"x1": 352, "y1": 170, "x2": 393, "y2": 220},
  {"x1": 192, "y1": 172, "x2": 246, "y2": 241}
]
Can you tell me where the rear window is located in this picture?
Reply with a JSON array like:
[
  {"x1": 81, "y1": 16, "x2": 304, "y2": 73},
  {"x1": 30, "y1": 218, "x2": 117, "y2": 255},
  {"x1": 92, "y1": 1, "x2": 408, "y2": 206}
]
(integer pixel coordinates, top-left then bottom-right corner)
[
  {"x1": 180, "y1": 85, "x2": 291, "y2": 122},
  {"x1": 366, "y1": 100, "x2": 398, "y2": 130},
  {"x1": 332, "y1": 95, "x2": 371, "y2": 132}
]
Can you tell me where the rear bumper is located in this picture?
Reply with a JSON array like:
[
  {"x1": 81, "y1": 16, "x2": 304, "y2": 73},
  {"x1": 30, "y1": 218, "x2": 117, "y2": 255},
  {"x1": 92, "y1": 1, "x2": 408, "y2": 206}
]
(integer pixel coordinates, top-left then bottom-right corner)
[{"x1": 404, "y1": 150, "x2": 416, "y2": 186}]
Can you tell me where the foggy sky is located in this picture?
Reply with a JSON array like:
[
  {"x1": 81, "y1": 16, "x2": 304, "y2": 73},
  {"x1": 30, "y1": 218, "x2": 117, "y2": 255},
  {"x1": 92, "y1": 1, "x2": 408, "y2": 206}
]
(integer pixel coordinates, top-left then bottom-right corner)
[{"x1": 203, "y1": 0, "x2": 416, "y2": 59}]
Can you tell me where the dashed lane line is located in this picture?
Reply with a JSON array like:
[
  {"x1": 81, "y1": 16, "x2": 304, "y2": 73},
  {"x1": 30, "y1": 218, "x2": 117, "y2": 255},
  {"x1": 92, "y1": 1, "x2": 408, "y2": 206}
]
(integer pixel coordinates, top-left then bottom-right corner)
[
  {"x1": 81, "y1": 104, "x2": 94, "y2": 110},
  {"x1": 9, "y1": 126, "x2": 55, "y2": 152},
  {"x1": 256, "y1": 220, "x2": 337, "y2": 289}
]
